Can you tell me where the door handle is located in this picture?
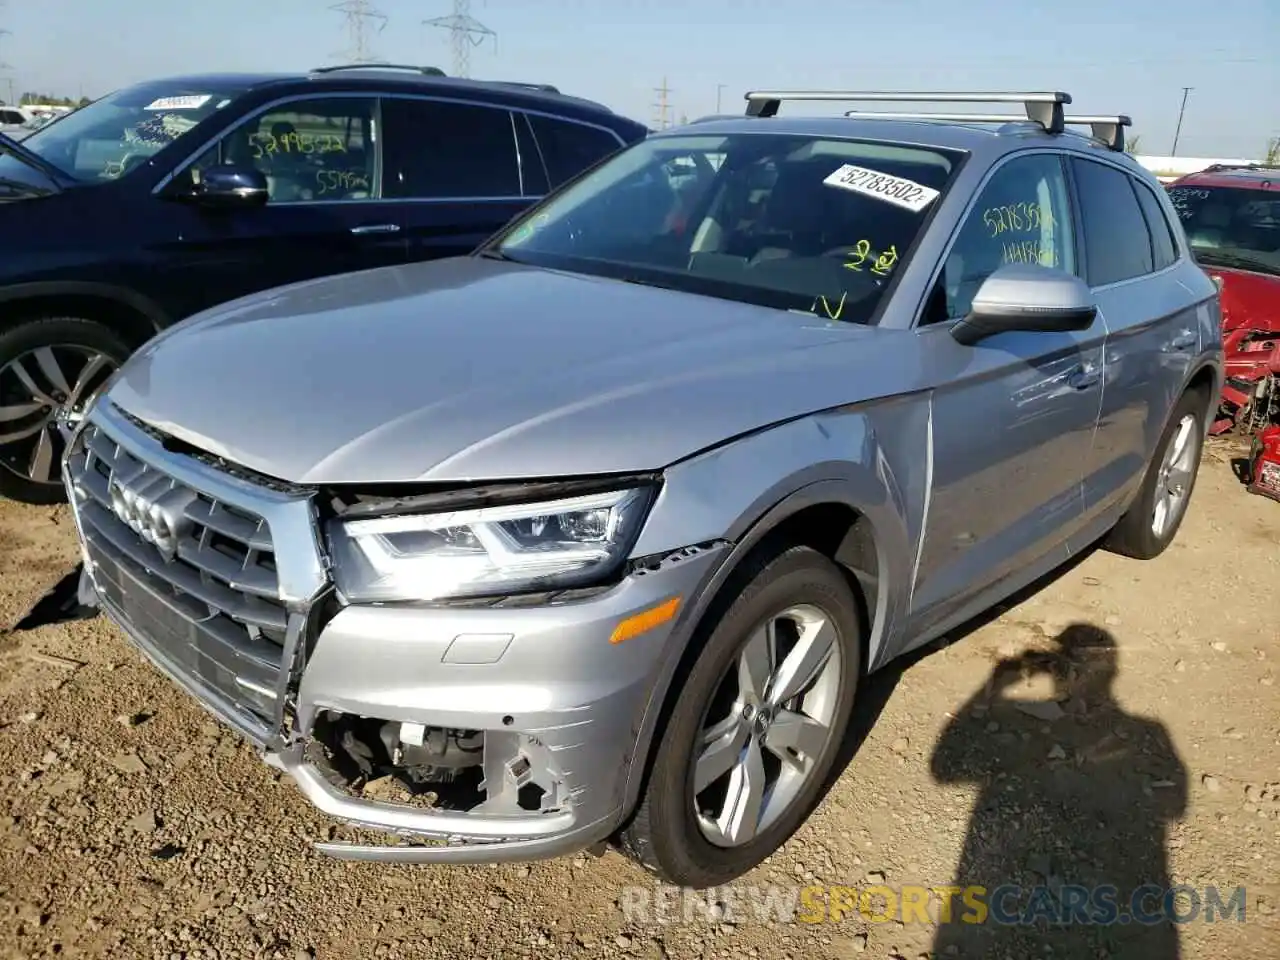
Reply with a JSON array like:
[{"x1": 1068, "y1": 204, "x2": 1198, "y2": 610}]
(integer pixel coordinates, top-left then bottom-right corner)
[
  {"x1": 1067, "y1": 363, "x2": 1101, "y2": 390},
  {"x1": 1163, "y1": 329, "x2": 1196, "y2": 352},
  {"x1": 350, "y1": 223, "x2": 401, "y2": 235}
]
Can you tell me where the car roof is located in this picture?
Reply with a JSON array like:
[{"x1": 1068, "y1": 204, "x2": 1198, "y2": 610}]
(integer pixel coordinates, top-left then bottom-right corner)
[
  {"x1": 1174, "y1": 165, "x2": 1280, "y2": 190},
  {"x1": 127, "y1": 69, "x2": 633, "y2": 125},
  {"x1": 651, "y1": 114, "x2": 1133, "y2": 164}
]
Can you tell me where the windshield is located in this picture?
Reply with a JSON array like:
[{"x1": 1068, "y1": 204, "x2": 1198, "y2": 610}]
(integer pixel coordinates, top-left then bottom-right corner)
[
  {"x1": 1168, "y1": 183, "x2": 1280, "y2": 277},
  {"x1": 493, "y1": 132, "x2": 963, "y2": 323},
  {"x1": 0, "y1": 81, "x2": 247, "y2": 183}
]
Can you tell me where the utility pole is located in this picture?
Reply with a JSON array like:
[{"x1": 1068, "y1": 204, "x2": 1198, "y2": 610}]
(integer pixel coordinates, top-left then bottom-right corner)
[
  {"x1": 424, "y1": 0, "x2": 496, "y2": 79},
  {"x1": 329, "y1": 0, "x2": 387, "y2": 64},
  {"x1": 1171, "y1": 86, "x2": 1193, "y2": 156},
  {"x1": 716, "y1": 84, "x2": 726, "y2": 114},
  {"x1": 652, "y1": 77, "x2": 672, "y2": 130}
]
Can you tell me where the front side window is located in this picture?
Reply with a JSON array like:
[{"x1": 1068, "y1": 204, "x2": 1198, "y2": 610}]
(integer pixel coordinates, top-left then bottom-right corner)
[
  {"x1": 493, "y1": 133, "x2": 963, "y2": 324},
  {"x1": 1072, "y1": 158, "x2": 1155, "y2": 286},
  {"x1": 930, "y1": 153, "x2": 1076, "y2": 321},
  {"x1": 1167, "y1": 183, "x2": 1280, "y2": 278},
  {"x1": 0, "y1": 81, "x2": 247, "y2": 183},
  {"x1": 381, "y1": 98, "x2": 520, "y2": 199},
  {"x1": 185, "y1": 97, "x2": 376, "y2": 204}
]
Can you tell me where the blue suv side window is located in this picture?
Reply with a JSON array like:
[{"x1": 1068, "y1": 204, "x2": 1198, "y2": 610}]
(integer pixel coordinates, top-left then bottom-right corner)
[
  {"x1": 525, "y1": 114, "x2": 622, "y2": 188},
  {"x1": 380, "y1": 98, "x2": 521, "y2": 199},
  {"x1": 192, "y1": 97, "x2": 377, "y2": 203},
  {"x1": 937, "y1": 153, "x2": 1077, "y2": 321}
]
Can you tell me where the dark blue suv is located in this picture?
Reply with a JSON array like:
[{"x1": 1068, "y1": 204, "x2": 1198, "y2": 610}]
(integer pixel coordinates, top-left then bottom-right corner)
[{"x1": 0, "y1": 65, "x2": 646, "y2": 503}]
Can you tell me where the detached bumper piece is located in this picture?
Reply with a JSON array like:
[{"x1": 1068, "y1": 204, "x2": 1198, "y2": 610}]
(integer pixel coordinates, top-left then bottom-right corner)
[{"x1": 1248, "y1": 426, "x2": 1280, "y2": 503}]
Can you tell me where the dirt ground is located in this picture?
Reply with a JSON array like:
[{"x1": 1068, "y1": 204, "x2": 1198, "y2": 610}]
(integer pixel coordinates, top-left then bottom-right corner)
[{"x1": 1, "y1": 443, "x2": 1277, "y2": 960}]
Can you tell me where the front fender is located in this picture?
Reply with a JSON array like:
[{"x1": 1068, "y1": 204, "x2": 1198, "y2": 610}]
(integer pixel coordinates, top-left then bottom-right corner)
[{"x1": 619, "y1": 398, "x2": 929, "y2": 817}]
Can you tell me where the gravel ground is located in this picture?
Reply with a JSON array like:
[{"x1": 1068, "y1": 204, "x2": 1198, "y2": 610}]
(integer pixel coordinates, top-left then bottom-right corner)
[{"x1": 1, "y1": 442, "x2": 1278, "y2": 960}]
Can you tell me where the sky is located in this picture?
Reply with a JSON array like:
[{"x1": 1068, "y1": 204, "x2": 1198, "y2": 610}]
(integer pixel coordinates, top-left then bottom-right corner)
[{"x1": 1, "y1": 0, "x2": 1276, "y2": 159}]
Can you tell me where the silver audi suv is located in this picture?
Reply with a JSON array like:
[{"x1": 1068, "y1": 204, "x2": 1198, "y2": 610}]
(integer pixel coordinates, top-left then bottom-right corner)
[{"x1": 62, "y1": 90, "x2": 1223, "y2": 888}]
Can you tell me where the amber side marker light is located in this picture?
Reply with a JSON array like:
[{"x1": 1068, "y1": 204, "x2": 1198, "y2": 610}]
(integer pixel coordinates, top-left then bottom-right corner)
[{"x1": 609, "y1": 596, "x2": 681, "y2": 645}]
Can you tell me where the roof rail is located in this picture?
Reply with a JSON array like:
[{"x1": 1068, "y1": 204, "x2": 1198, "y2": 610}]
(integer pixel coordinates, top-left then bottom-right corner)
[
  {"x1": 489, "y1": 81, "x2": 561, "y2": 94},
  {"x1": 1199, "y1": 161, "x2": 1280, "y2": 174},
  {"x1": 836, "y1": 108, "x2": 1132, "y2": 151},
  {"x1": 311, "y1": 63, "x2": 447, "y2": 76},
  {"x1": 745, "y1": 90, "x2": 1070, "y2": 134}
]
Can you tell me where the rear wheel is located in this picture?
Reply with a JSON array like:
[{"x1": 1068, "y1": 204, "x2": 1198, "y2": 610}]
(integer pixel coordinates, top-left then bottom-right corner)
[
  {"x1": 617, "y1": 544, "x2": 861, "y2": 888},
  {"x1": 1103, "y1": 388, "x2": 1207, "y2": 560},
  {"x1": 0, "y1": 318, "x2": 129, "y2": 505}
]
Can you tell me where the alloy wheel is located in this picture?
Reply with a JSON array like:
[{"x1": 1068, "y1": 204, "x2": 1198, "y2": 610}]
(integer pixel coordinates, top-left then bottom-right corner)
[
  {"x1": 1151, "y1": 413, "x2": 1198, "y2": 539},
  {"x1": 692, "y1": 603, "x2": 843, "y2": 847},
  {"x1": 0, "y1": 346, "x2": 117, "y2": 490}
]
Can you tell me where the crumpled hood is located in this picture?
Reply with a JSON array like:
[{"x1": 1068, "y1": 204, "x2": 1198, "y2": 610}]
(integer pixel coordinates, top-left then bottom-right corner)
[{"x1": 107, "y1": 256, "x2": 894, "y2": 485}]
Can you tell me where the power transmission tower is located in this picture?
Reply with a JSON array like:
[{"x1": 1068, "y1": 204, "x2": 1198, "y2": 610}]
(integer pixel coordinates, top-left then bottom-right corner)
[
  {"x1": 652, "y1": 77, "x2": 672, "y2": 129},
  {"x1": 0, "y1": 0, "x2": 12, "y2": 106},
  {"x1": 0, "y1": 0, "x2": 11, "y2": 76},
  {"x1": 424, "y1": 0, "x2": 496, "y2": 79},
  {"x1": 330, "y1": 0, "x2": 387, "y2": 64}
]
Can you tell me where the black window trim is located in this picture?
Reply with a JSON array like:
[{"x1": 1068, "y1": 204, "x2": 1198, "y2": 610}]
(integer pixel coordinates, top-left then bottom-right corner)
[
  {"x1": 153, "y1": 89, "x2": 627, "y2": 206},
  {"x1": 1068, "y1": 154, "x2": 1181, "y2": 290},
  {"x1": 911, "y1": 147, "x2": 1077, "y2": 330}
]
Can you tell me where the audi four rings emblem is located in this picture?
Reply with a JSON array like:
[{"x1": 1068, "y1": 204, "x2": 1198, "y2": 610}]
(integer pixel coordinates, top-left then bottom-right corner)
[{"x1": 107, "y1": 469, "x2": 199, "y2": 561}]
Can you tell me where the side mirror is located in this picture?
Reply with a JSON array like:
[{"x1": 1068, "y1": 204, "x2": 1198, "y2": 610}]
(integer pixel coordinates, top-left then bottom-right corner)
[
  {"x1": 190, "y1": 165, "x2": 269, "y2": 209},
  {"x1": 951, "y1": 263, "x2": 1097, "y2": 346}
]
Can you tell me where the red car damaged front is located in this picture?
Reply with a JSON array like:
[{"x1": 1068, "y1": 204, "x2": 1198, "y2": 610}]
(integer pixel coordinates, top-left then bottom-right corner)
[{"x1": 1166, "y1": 166, "x2": 1280, "y2": 496}]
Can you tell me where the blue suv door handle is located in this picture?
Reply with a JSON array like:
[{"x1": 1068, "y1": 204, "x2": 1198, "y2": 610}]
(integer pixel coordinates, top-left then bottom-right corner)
[
  {"x1": 1163, "y1": 329, "x2": 1196, "y2": 352},
  {"x1": 1067, "y1": 362, "x2": 1101, "y2": 390},
  {"x1": 351, "y1": 223, "x2": 401, "y2": 235}
]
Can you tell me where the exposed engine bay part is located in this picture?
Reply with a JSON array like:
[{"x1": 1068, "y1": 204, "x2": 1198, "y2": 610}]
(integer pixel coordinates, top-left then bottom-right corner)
[{"x1": 308, "y1": 710, "x2": 563, "y2": 815}]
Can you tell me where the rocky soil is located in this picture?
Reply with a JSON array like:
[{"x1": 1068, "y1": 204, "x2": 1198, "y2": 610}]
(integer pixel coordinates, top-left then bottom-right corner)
[{"x1": 1, "y1": 443, "x2": 1277, "y2": 959}]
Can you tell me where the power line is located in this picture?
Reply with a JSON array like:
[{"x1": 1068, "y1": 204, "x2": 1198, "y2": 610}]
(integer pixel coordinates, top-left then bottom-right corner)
[
  {"x1": 329, "y1": 0, "x2": 387, "y2": 64},
  {"x1": 424, "y1": 0, "x2": 496, "y2": 79}
]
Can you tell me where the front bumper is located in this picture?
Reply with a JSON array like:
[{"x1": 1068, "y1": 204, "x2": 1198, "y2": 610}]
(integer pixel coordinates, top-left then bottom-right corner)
[{"x1": 65, "y1": 399, "x2": 728, "y2": 863}]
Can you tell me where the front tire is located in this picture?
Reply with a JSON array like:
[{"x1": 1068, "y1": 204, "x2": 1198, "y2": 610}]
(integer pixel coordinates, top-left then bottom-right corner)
[
  {"x1": 617, "y1": 544, "x2": 861, "y2": 888},
  {"x1": 0, "y1": 317, "x2": 130, "y2": 505},
  {"x1": 1103, "y1": 388, "x2": 1207, "y2": 560}
]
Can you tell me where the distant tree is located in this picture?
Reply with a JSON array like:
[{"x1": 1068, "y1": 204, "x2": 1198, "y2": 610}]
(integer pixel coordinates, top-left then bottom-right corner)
[
  {"x1": 1266, "y1": 137, "x2": 1280, "y2": 165},
  {"x1": 19, "y1": 91, "x2": 77, "y2": 106},
  {"x1": 1124, "y1": 133, "x2": 1143, "y2": 155}
]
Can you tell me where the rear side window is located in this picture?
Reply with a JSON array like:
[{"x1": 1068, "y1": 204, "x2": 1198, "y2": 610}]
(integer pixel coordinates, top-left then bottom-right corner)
[
  {"x1": 526, "y1": 114, "x2": 622, "y2": 188},
  {"x1": 0, "y1": 109, "x2": 25, "y2": 124},
  {"x1": 1132, "y1": 179, "x2": 1179, "y2": 270},
  {"x1": 1071, "y1": 158, "x2": 1153, "y2": 286},
  {"x1": 381, "y1": 99, "x2": 521, "y2": 199}
]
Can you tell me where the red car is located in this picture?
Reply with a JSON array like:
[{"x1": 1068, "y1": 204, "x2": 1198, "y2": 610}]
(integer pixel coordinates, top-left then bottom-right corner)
[{"x1": 1167, "y1": 164, "x2": 1280, "y2": 499}]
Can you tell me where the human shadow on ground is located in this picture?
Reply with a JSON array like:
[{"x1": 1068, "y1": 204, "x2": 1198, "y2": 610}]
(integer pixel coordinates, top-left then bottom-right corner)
[
  {"x1": 929, "y1": 623, "x2": 1187, "y2": 960},
  {"x1": 11, "y1": 562, "x2": 98, "y2": 632}
]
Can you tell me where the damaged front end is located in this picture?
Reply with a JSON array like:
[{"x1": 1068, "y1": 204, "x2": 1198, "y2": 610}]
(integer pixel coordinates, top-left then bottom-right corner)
[{"x1": 62, "y1": 397, "x2": 726, "y2": 865}]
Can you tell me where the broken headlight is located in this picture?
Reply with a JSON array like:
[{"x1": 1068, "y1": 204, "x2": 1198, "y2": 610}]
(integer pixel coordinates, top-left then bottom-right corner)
[{"x1": 328, "y1": 487, "x2": 654, "y2": 603}]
